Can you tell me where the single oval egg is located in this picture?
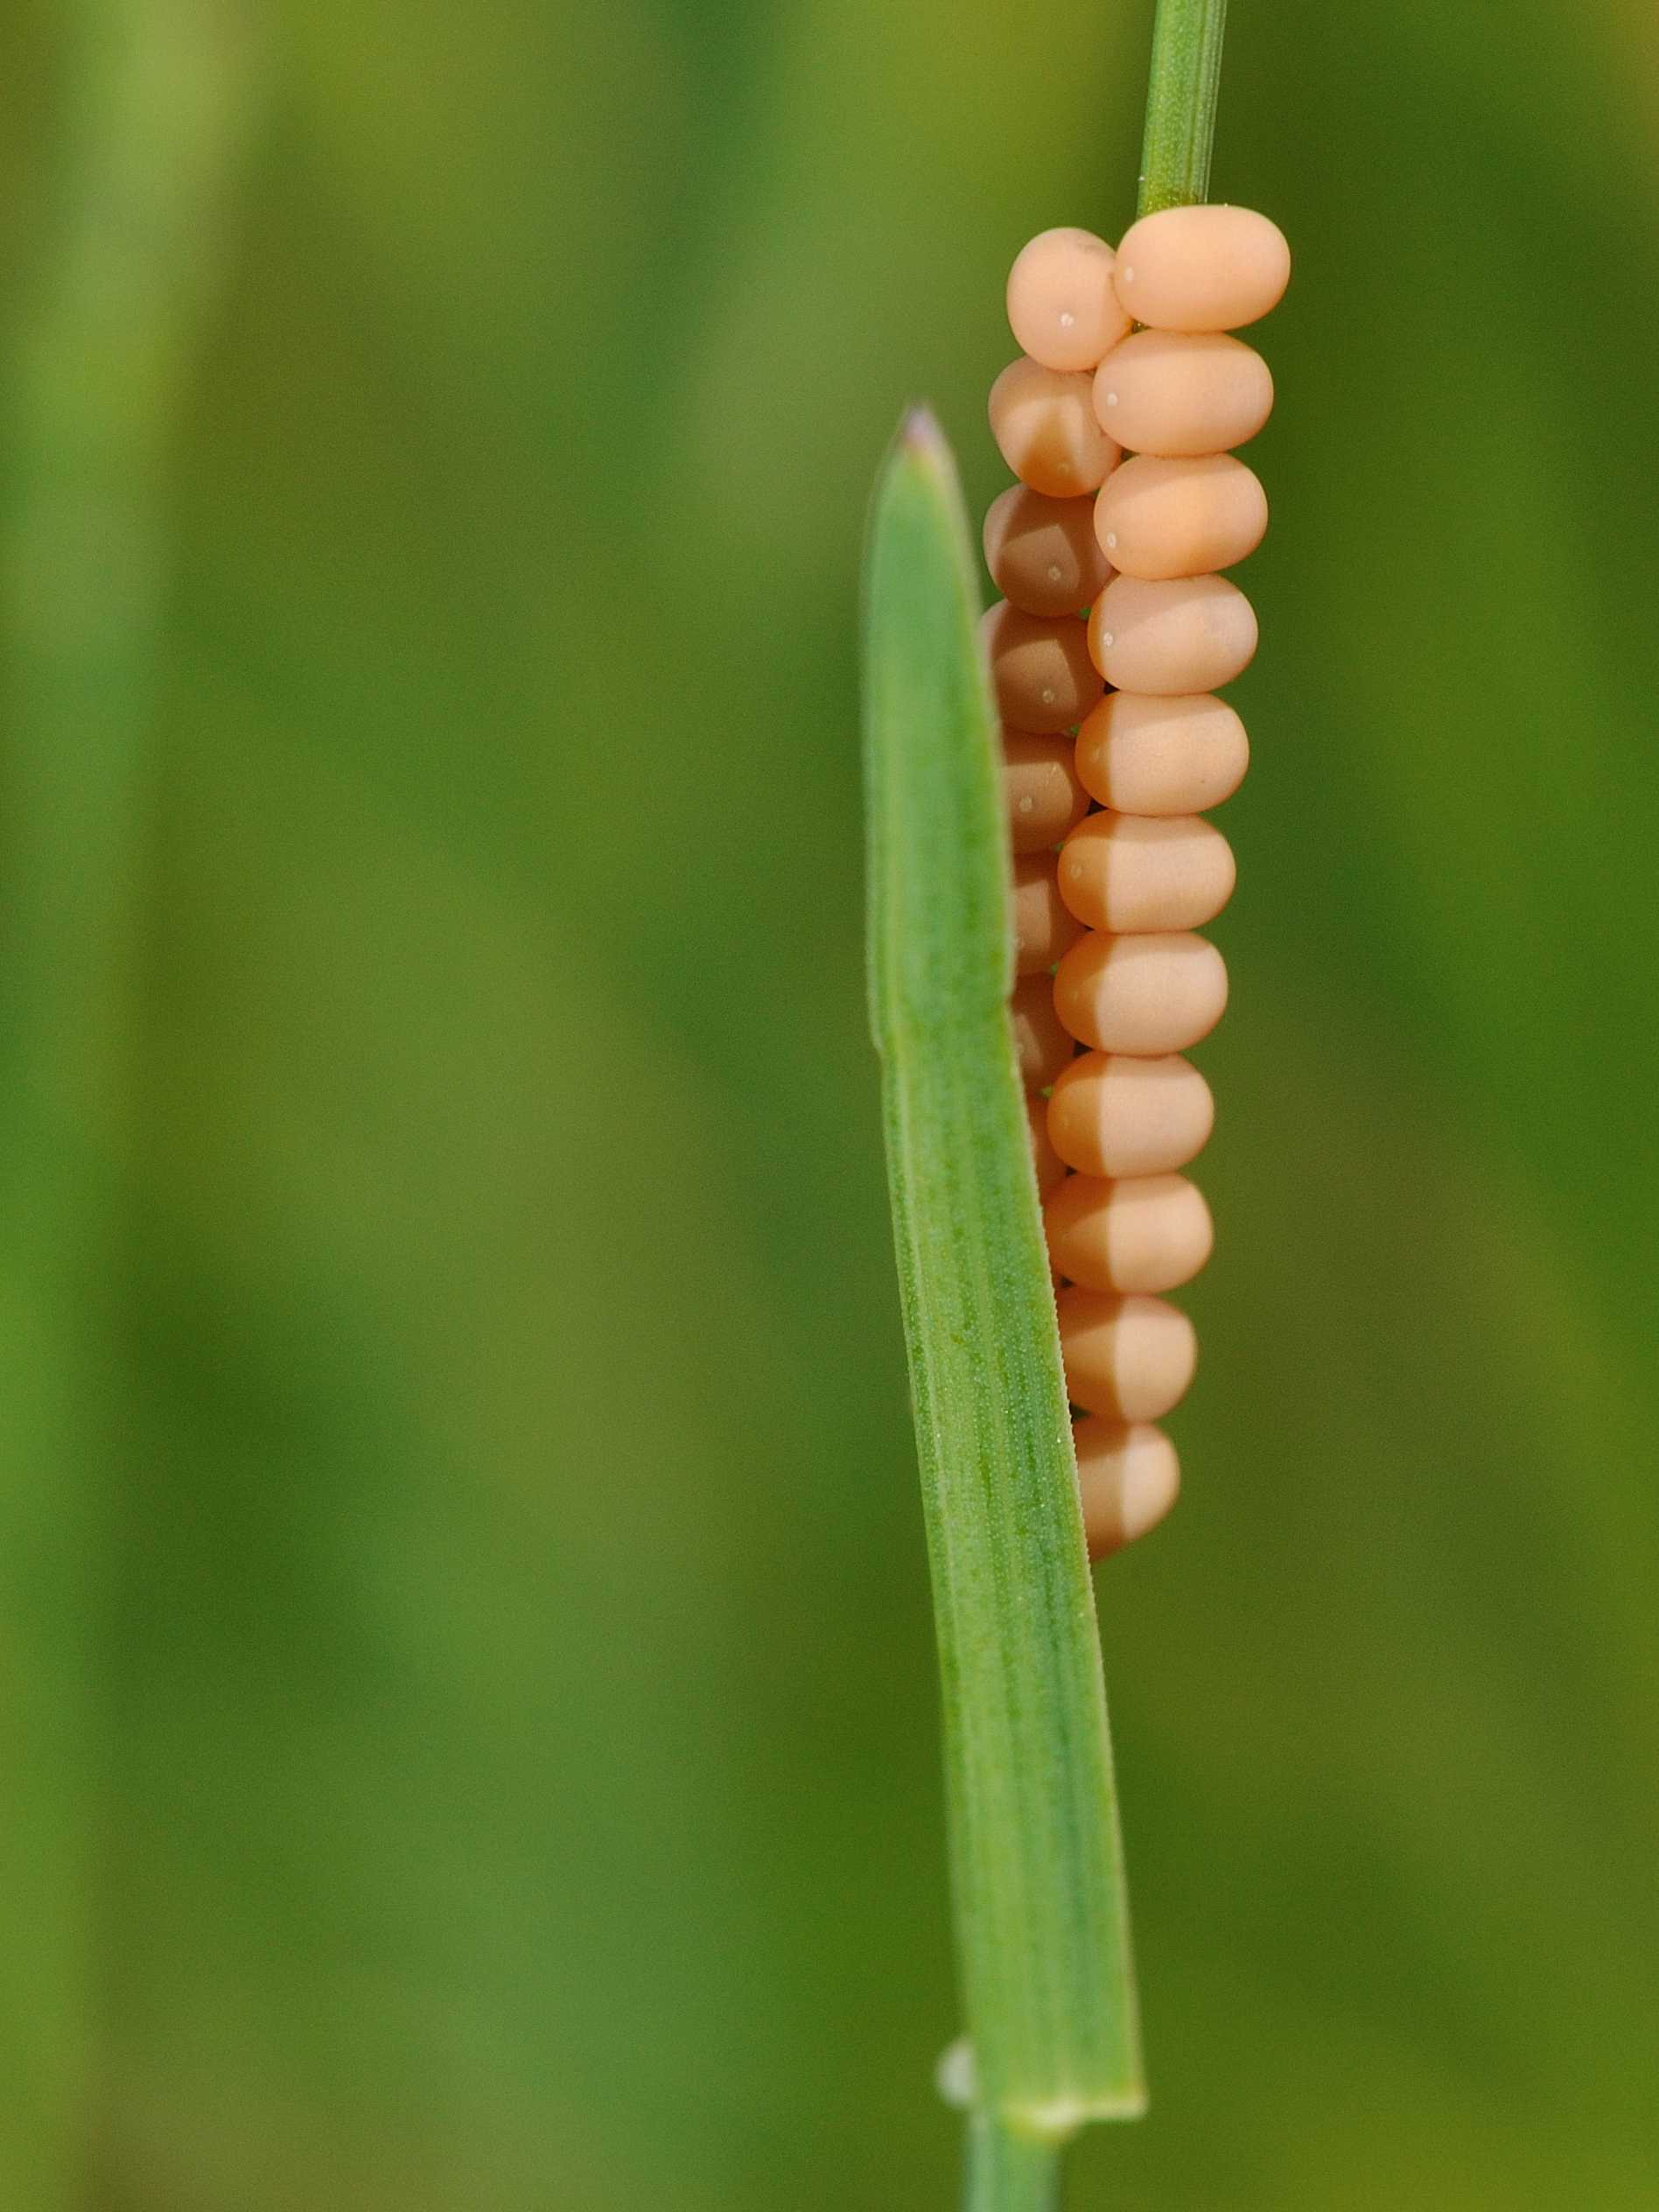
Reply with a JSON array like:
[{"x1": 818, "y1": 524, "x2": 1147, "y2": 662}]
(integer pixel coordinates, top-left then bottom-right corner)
[
  {"x1": 1014, "y1": 853, "x2": 1085, "y2": 975},
  {"x1": 1058, "y1": 1288, "x2": 1198, "y2": 1421},
  {"x1": 1113, "y1": 204, "x2": 1291, "y2": 332},
  {"x1": 1045, "y1": 1172, "x2": 1214, "y2": 1294},
  {"x1": 1007, "y1": 226, "x2": 1134, "y2": 371},
  {"x1": 1074, "y1": 1417, "x2": 1181, "y2": 1558},
  {"x1": 1054, "y1": 930, "x2": 1228, "y2": 1054},
  {"x1": 982, "y1": 601, "x2": 1101, "y2": 732},
  {"x1": 1047, "y1": 1051, "x2": 1215, "y2": 1178},
  {"x1": 1095, "y1": 452, "x2": 1267, "y2": 579},
  {"x1": 991, "y1": 356, "x2": 1121, "y2": 497},
  {"x1": 1012, "y1": 974, "x2": 1076, "y2": 1090},
  {"x1": 1058, "y1": 811, "x2": 1236, "y2": 932},
  {"x1": 1091, "y1": 330, "x2": 1273, "y2": 458},
  {"x1": 984, "y1": 483, "x2": 1115, "y2": 617},
  {"x1": 1004, "y1": 730, "x2": 1089, "y2": 854},
  {"x1": 1088, "y1": 572, "x2": 1257, "y2": 694},
  {"x1": 1074, "y1": 692, "x2": 1249, "y2": 815}
]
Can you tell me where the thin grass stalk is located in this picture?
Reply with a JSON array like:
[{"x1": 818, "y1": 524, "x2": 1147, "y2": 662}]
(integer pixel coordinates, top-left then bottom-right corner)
[
  {"x1": 0, "y1": 5, "x2": 257, "y2": 2195},
  {"x1": 963, "y1": 2112, "x2": 1066, "y2": 2212},
  {"x1": 1138, "y1": 0, "x2": 1230, "y2": 216}
]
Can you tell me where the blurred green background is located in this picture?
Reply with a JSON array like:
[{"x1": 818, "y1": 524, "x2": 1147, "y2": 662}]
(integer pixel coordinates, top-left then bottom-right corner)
[{"x1": 4, "y1": 0, "x2": 1658, "y2": 2206}]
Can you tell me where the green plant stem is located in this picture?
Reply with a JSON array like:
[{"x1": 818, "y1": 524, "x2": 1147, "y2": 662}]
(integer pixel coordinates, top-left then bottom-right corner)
[
  {"x1": 963, "y1": 2114, "x2": 1065, "y2": 2212},
  {"x1": 0, "y1": 6, "x2": 256, "y2": 2199},
  {"x1": 1137, "y1": 0, "x2": 1229, "y2": 215}
]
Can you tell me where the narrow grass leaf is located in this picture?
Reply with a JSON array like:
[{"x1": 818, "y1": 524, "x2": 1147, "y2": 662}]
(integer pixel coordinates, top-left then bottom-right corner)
[{"x1": 862, "y1": 410, "x2": 1144, "y2": 2130}]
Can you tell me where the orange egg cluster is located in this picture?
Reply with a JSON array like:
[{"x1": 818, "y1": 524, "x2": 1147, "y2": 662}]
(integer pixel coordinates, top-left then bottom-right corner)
[{"x1": 982, "y1": 204, "x2": 1290, "y2": 1561}]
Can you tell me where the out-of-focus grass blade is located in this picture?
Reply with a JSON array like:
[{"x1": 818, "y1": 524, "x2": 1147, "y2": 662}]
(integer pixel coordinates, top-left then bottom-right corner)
[
  {"x1": 1, "y1": 6, "x2": 258, "y2": 2199},
  {"x1": 862, "y1": 410, "x2": 1144, "y2": 2135}
]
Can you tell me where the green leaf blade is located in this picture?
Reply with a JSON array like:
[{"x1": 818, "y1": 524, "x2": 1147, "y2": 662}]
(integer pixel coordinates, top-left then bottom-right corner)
[{"x1": 862, "y1": 411, "x2": 1144, "y2": 2131}]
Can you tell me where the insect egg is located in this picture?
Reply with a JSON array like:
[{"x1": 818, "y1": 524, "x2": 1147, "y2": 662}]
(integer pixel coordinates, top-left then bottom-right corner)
[
  {"x1": 1095, "y1": 452, "x2": 1267, "y2": 580},
  {"x1": 1043, "y1": 1172, "x2": 1214, "y2": 1295},
  {"x1": 990, "y1": 357, "x2": 1121, "y2": 498},
  {"x1": 1013, "y1": 852, "x2": 1086, "y2": 975},
  {"x1": 1090, "y1": 329, "x2": 1273, "y2": 458},
  {"x1": 1112, "y1": 204, "x2": 1291, "y2": 332},
  {"x1": 1074, "y1": 1418, "x2": 1181, "y2": 1558},
  {"x1": 1046, "y1": 1052, "x2": 1215, "y2": 1180},
  {"x1": 981, "y1": 204, "x2": 1287, "y2": 1553},
  {"x1": 1006, "y1": 226, "x2": 1134, "y2": 372},
  {"x1": 1004, "y1": 731, "x2": 1089, "y2": 854},
  {"x1": 1011, "y1": 974, "x2": 1076, "y2": 1091},
  {"x1": 1054, "y1": 930, "x2": 1228, "y2": 1056},
  {"x1": 984, "y1": 484, "x2": 1114, "y2": 618},
  {"x1": 1057, "y1": 810, "x2": 1236, "y2": 934},
  {"x1": 1088, "y1": 572, "x2": 1257, "y2": 695},
  {"x1": 981, "y1": 601, "x2": 1101, "y2": 733},
  {"x1": 1057, "y1": 1288, "x2": 1199, "y2": 1423},
  {"x1": 1074, "y1": 692, "x2": 1250, "y2": 816}
]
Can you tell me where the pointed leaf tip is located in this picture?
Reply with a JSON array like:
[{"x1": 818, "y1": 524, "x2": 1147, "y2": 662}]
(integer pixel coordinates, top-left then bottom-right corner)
[{"x1": 894, "y1": 403, "x2": 957, "y2": 482}]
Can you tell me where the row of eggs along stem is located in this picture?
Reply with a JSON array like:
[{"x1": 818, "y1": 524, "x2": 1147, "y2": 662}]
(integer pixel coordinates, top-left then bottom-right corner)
[{"x1": 981, "y1": 206, "x2": 1291, "y2": 1562}]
